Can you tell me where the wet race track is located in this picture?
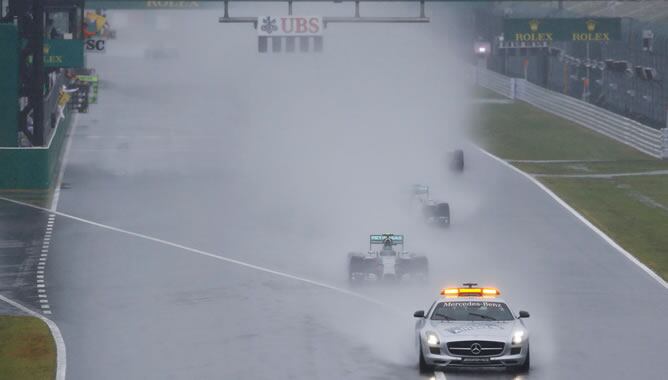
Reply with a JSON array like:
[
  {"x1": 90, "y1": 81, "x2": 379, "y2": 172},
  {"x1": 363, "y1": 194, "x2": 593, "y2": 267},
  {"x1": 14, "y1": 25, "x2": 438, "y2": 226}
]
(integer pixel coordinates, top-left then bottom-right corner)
[{"x1": 2, "y1": 5, "x2": 668, "y2": 380}]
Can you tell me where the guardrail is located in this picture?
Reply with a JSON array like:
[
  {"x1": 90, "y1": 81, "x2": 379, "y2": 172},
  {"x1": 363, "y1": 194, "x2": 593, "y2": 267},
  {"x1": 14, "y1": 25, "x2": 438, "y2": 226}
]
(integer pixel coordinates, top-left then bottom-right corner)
[
  {"x1": 475, "y1": 67, "x2": 668, "y2": 159},
  {"x1": 475, "y1": 67, "x2": 516, "y2": 99}
]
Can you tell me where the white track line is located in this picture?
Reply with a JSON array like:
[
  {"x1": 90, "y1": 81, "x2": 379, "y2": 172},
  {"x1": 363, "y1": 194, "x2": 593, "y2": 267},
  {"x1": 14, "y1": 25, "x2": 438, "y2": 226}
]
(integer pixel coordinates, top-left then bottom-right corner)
[
  {"x1": 478, "y1": 147, "x2": 668, "y2": 289},
  {"x1": 0, "y1": 195, "x2": 392, "y2": 380},
  {"x1": 506, "y1": 159, "x2": 612, "y2": 163},
  {"x1": 533, "y1": 170, "x2": 668, "y2": 178},
  {"x1": 0, "y1": 196, "x2": 391, "y2": 310},
  {"x1": 434, "y1": 371, "x2": 447, "y2": 380},
  {"x1": 50, "y1": 113, "x2": 79, "y2": 212},
  {"x1": 0, "y1": 294, "x2": 66, "y2": 380}
]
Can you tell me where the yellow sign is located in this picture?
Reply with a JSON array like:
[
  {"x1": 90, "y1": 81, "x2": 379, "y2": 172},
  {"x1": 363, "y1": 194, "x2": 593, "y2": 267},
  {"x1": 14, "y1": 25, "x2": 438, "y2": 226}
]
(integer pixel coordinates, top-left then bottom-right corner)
[
  {"x1": 571, "y1": 32, "x2": 610, "y2": 42},
  {"x1": 529, "y1": 19, "x2": 539, "y2": 32},
  {"x1": 514, "y1": 19, "x2": 553, "y2": 42},
  {"x1": 504, "y1": 18, "x2": 621, "y2": 42}
]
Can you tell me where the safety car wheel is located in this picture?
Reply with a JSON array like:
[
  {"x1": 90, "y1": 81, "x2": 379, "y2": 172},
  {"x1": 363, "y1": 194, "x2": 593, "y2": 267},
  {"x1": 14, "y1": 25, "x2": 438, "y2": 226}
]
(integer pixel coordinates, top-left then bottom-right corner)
[{"x1": 418, "y1": 345, "x2": 434, "y2": 374}]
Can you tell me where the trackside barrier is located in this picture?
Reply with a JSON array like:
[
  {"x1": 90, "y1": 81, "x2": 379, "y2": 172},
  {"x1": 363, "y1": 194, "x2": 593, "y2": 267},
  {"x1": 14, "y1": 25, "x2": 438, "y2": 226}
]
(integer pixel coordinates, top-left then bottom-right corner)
[
  {"x1": 0, "y1": 111, "x2": 73, "y2": 189},
  {"x1": 0, "y1": 73, "x2": 74, "y2": 189},
  {"x1": 475, "y1": 66, "x2": 515, "y2": 99},
  {"x1": 475, "y1": 67, "x2": 668, "y2": 159}
]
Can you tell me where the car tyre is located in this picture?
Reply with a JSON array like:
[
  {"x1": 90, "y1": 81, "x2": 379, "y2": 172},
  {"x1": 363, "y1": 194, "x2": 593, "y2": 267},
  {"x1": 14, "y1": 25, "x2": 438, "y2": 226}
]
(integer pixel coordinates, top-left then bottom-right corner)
[
  {"x1": 348, "y1": 256, "x2": 363, "y2": 285},
  {"x1": 450, "y1": 149, "x2": 464, "y2": 172},
  {"x1": 510, "y1": 347, "x2": 530, "y2": 373},
  {"x1": 418, "y1": 345, "x2": 434, "y2": 374}
]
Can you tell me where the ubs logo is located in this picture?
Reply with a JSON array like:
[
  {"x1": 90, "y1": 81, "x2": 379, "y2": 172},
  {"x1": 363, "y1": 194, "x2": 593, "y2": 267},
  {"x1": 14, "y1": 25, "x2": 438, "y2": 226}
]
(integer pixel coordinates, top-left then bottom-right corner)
[{"x1": 260, "y1": 17, "x2": 278, "y2": 34}]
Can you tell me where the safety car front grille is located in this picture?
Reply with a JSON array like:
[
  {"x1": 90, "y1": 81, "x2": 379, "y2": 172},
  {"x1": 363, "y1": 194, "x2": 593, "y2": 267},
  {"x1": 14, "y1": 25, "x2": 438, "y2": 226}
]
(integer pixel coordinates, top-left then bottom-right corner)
[{"x1": 446, "y1": 340, "x2": 505, "y2": 357}]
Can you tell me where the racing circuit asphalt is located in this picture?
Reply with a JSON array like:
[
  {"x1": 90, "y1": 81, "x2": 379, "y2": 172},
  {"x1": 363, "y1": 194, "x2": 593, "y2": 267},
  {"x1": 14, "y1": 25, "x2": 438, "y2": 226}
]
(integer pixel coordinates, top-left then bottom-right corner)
[{"x1": 3, "y1": 6, "x2": 668, "y2": 380}]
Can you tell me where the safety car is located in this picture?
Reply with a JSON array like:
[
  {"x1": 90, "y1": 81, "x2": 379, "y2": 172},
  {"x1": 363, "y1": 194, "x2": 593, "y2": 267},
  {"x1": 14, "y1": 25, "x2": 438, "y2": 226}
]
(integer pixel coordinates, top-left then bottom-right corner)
[{"x1": 413, "y1": 284, "x2": 530, "y2": 373}]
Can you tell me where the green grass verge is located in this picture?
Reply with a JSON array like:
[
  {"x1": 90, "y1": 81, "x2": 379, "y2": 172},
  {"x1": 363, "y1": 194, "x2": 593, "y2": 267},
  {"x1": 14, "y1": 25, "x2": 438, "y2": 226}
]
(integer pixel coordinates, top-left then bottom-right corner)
[
  {"x1": 542, "y1": 177, "x2": 668, "y2": 279},
  {"x1": 473, "y1": 86, "x2": 668, "y2": 281},
  {"x1": 474, "y1": 101, "x2": 650, "y2": 161},
  {"x1": 0, "y1": 316, "x2": 56, "y2": 380}
]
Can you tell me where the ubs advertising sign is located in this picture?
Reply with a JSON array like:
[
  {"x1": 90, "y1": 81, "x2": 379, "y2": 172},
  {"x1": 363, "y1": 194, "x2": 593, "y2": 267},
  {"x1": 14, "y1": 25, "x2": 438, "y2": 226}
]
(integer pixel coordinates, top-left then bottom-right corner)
[
  {"x1": 503, "y1": 18, "x2": 622, "y2": 42},
  {"x1": 257, "y1": 16, "x2": 323, "y2": 37}
]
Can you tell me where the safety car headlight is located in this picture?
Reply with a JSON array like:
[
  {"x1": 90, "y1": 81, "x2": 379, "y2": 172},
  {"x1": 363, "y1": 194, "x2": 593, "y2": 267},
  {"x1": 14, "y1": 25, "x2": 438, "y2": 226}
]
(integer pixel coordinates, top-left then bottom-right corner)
[
  {"x1": 426, "y1": 332, "x2": 440, "y2": 347},
  {"x1": 512, "y1": 330, "x2": 525, "y2": 345}
]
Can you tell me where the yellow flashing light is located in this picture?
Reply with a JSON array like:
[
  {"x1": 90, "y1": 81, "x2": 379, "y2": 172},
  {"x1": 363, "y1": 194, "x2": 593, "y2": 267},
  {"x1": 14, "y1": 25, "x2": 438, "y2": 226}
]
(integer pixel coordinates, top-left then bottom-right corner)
[
  {"x1": 440, "y1": 287, "x2": 500, "y2": 297},
  {"x1": 441, "y1": 288, "x2": 459, "y2": 296},
  {"x1": 482, "y1": 288, "x2": 500, "y2": 296}
]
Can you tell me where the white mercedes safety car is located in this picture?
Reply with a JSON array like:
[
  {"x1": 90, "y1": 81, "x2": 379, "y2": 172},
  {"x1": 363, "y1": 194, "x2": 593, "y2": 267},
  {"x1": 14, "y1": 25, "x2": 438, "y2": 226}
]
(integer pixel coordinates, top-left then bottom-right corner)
[{"x1": 413, "y1": 284, "x2": 530, "y2": 373}]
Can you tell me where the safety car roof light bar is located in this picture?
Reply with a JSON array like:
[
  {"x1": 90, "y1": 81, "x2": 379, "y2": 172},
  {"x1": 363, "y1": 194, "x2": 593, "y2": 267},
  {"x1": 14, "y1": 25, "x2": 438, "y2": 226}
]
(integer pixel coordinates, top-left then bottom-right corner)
[{"x1": 440, "y1": 285, "x2": 500, "y2": 297}]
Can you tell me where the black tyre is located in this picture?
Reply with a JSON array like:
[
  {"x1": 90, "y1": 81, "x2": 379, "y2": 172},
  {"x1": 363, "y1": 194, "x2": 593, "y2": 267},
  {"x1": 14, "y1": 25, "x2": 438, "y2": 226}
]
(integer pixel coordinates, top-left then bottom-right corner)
[
  {"x1": 510, "y1": 347, "x2": 530, "y2": 373},
  {"x1": 450, "y1": 149, "x2": 464, "y2": 173},
  {"x1": 418, "y1": 345, "x2": 434, "y2": 374},
  {"x1": 435, "y1": 203, "x2": 450, "y2": 228},
  {"x1": 348, "y1": 256, "x2": 363, "y2": 284}
]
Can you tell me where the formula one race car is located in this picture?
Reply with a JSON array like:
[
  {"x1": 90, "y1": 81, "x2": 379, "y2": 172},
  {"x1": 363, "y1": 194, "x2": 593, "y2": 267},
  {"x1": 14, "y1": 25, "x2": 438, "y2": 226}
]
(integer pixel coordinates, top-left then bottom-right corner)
[
  {"x1": 412, "y1": 185, "x2": 451, "y2": 227},
  {"x1": 348, "y1": 234, "x2": 428, "y2": 284},
  {"x1": 414, "y1": 284, "x2": 531, "y2": 374}
]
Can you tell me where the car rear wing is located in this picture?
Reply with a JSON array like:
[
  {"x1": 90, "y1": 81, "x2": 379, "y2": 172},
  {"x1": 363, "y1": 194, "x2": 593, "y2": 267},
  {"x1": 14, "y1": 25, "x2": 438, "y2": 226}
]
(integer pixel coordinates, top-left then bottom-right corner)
[{"x1": 370, "y1": 234, "x2": 404, "y2": 250}]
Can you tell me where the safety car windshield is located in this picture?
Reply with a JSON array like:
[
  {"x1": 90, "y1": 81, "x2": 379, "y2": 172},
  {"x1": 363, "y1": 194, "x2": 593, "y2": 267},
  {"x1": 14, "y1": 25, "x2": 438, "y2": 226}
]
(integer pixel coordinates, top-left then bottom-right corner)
[{"x1": 430, "y1": 301, "x2": 514, "y2": 321}]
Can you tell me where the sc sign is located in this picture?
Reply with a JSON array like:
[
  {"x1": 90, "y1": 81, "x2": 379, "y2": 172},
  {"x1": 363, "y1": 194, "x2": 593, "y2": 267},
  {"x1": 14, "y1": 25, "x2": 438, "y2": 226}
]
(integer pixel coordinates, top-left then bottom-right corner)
[{"x1": 85, "y1": 39, "x2": 106, "y2": 53}]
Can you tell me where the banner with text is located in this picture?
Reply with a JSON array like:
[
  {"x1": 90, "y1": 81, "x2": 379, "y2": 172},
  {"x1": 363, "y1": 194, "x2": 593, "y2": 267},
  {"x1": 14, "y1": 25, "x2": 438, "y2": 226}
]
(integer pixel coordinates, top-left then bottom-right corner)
[
  {"x1": 257, "y1": 16, "x2": 323, "y2": 37},
  {"x1": 503, "y1": 18, "x2": 622, "y2": 43}
]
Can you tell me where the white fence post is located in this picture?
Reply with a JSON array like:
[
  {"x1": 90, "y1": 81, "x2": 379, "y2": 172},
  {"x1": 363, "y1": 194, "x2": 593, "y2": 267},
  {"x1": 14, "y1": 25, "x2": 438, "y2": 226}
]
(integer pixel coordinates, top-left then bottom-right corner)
[
  {"x1": 509, "y1": 78, "x2": 516, "y2": 100},
  {"x1": 515, "y1": 79, "x2": 526, "y2": 101},
  {"x1": 663, "y1": 128, "x2": 668, "y2": 159}
]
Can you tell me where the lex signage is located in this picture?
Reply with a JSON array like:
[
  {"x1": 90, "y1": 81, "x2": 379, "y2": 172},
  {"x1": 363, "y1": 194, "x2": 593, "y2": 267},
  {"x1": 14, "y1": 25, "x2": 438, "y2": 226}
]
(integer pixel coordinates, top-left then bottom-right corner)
[
  {"x1": 257, "y1": 16, "x2": 323, "y2": 37},
  {"x1": 503, "y1": 18, "x2": 622, "y2": 43},
  {"x1": 43, "y1": 40, "x2": 84, "y2": 68}
]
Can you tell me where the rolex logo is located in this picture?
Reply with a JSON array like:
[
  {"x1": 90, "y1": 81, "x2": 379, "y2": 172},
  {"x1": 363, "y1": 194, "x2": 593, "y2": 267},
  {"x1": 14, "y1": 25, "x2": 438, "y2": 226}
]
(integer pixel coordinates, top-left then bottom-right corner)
[
  {"x1": 529, "y1": 19, "x2": 540, "y2": 32},
  {"x1": 586, "y1": 19, "x2": 596, "y2": 32},
  {"x1": 43, "y1": 44, "x2": 50, "y2": 54}
]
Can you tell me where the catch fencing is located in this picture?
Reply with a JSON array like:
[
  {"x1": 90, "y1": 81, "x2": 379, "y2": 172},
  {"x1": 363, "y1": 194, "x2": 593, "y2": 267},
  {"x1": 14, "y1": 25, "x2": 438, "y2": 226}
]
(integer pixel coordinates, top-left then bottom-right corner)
[{"x1": 475, "y1": 66, "x2": 668, "y2": 159}]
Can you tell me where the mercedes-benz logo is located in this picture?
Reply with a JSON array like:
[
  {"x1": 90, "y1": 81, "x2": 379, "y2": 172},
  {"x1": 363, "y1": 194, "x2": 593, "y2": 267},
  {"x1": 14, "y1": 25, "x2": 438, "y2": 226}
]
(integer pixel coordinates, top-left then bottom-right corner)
[{"x1": 470, "y1": 343, "x2": 482, "y2": 355}]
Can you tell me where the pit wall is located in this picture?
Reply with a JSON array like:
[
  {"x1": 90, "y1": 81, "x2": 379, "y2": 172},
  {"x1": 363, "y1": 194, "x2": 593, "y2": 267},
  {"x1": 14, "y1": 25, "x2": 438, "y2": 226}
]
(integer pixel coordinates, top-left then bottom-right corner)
[{"x1": 0, "y1": 111, "x2": 73, "y2": 189}]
